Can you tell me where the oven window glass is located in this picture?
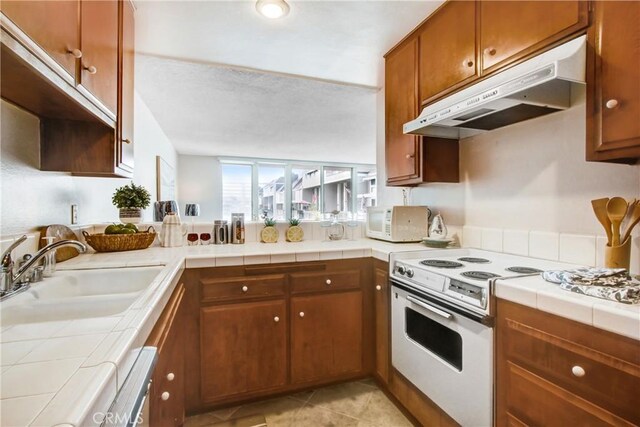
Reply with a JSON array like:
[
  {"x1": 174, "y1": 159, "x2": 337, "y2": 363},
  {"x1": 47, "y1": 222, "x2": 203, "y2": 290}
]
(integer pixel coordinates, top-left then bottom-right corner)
[{"x1": 405, "y1": 307, "x2": 462, "y2": 371}]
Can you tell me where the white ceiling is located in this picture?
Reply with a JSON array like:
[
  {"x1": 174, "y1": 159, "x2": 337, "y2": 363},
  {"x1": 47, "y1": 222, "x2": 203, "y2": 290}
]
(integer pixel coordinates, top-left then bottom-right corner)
[
  {"x1": 134, "y1": 1, "x2": 443, "y2": 161},
  {"x1": 135, "y1": 1, "x2": 443, "y2": 88},
  {"x1": 136, "y1": 54, "x2": 379, "y2": 162}
]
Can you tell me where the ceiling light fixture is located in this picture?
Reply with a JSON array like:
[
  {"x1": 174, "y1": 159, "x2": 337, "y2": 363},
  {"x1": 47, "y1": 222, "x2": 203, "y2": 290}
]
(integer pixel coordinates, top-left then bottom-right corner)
[{"x1": 256, "y1": 0, "x2": 290, "y2": 19}]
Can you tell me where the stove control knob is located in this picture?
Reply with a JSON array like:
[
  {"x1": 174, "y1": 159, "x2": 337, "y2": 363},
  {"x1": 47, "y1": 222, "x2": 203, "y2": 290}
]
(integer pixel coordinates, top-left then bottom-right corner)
[
  {"x1": 406, "y1": 268, "x2": 415, "y2": 278},
  {"x1": 397, "y1": 266, "x2": 406, "y2": 275}
]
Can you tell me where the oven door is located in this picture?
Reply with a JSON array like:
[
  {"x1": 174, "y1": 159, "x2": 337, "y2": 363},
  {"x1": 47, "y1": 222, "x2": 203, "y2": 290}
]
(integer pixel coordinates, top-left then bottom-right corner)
[{"x1": 391, "y1": 283, "x2": 493, "y2": 427}]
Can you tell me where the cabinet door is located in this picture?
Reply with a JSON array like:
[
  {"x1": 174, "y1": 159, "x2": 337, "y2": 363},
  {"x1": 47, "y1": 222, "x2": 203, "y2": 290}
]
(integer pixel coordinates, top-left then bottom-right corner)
[
  {"x1": 374, "y1": 267, "x2": 390, "y2": 384},
  {"x1": 291, "y1": 291, "x2": 363, "y2": 383},
  {"x1": 385, "y1": 38, "x2": 421, "y2": 185},
  {"x1": 480, "y1": 1, "x2": 588, "y2": 73},
  {"x1": 418, "y1": 0, "x2": 477, "y2": 104},
  {"x1": 200, "y1": 299, "x2": 287, "y2": 401},
  {"x1": 586, "y1": 1, "x2": 640, "y2": 162},
  {"x1": 80, "y1": 0, "x2": 118, "y2": 114},
  {"x1": 1, "y1": 1, "x2": 80, "y2": 77},
  {"x1": 148, "y1": 284, "x2": 186, "y2": 427},
  {"x1": 117, "y1": 0, "x2": 135, "y2": 172}
]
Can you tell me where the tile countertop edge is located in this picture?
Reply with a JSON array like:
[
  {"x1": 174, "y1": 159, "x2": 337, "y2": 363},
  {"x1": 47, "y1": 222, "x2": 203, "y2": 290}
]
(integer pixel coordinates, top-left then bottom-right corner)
[{"x1": 494, "y1": 277, "x2": 640, "y2": 341}]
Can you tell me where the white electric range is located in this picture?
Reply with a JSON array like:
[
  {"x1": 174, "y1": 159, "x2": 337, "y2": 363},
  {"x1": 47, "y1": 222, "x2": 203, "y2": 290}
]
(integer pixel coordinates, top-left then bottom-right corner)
[{"x1": 389, "y1": 248, "x2": 580, "y2": 427}]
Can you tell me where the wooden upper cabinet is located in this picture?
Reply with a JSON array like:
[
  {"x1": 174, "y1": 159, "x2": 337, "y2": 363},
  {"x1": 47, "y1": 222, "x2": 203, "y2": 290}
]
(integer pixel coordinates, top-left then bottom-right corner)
[
  {"x1": 479, "y1": 1, "x2": 588, "y2": 73},
  {"x1": 385, "y1": 38, "x2": 421, "y2": 185},
  {"x1": 118, "y1": 0, "x2": 135, "y2": 172},
  {"x1": 1, "y1": 1, "x2": 80, "y2": 77},
  {"x1": 586, "y1": 1, "x2": 640, "y2": 163},
  {"x1": 80, "y1": 0, "x2": 118, "y2": 114},
  {"x1": 418, "y1": 0, "x2": 477, "y2": 105}
]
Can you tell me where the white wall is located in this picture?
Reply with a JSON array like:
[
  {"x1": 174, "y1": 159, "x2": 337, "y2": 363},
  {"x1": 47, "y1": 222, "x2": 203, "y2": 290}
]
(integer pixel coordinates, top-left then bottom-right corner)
[
  {"x1": 0, "y1": 92, "x2": 177, "y2": 235},
  {"x1": 378, "y1": 87, "x2": 640, "y2": 235},
  {"x1": 177, "y1": 155, "x2": 222, "y2": 221}
]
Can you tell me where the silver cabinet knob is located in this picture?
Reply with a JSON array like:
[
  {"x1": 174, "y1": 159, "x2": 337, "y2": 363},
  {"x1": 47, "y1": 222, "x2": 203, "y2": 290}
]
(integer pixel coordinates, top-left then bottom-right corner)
[
  {"x1": 605, "y1": 99, "x2": 619, "y2": 109},
  {"x1": 166, "y1": 373, "x2": 175, "y2": 381},
  {"x1": 274, "y1": 316, "x2": 280, "y2": 322},
  {"x1": 484, "y1": 47, "x2": 496, "y2": 56},
  {"x1": 68, "y1": 48, "x2": 82, "y2": 58},
  {"x1": 463, "y1": 59, "x2": 474, "y2": 68},
  {"x1": 405, "y1": 153, "x2": 414, "y2": 159},
  {"x1": 242, "y1": 285, "x2": 248, "y2": 292},
  {"x1": 376, "y1": 285, "x2": 382, "y2": 291},
  {"x1": 84, "y1": 65, "x2": 97, "y2": 74},
  {"x1": 325, "y1": 279, "x2": 332, "y2": 285},
  {"x1": 571, "y1": 365, "x2": 586, "y2": 377},
  {"x1": 299, "y1": 311, "x2": 305, "y2": 318},
  {"x1": 161, "y1": 391, "x2": 170, "y2": 401}
]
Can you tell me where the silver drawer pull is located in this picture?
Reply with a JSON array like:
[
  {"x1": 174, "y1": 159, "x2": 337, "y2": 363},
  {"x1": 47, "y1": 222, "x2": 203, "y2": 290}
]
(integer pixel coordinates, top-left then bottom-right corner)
[{"x1": 407, "y1": 295, "x2": 452, "y2": 319}]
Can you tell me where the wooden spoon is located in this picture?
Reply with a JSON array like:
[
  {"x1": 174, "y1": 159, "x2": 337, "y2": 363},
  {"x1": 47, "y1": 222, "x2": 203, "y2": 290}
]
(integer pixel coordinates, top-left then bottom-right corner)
[
  {"x1": 591, "y1": 198, "x2": 612, "y2": 244},
  {"x1": 622, "y1": 200, "x2": 640, "y2": 244},
  {"x1": 607, "y1": 197, "x2": 629, "y2": 246}
]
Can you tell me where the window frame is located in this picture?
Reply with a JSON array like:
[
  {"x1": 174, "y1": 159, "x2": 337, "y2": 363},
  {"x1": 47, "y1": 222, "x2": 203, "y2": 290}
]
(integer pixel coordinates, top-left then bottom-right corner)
[{"x1": 219, "y1": 157, "x2": 375, "y2": 221}]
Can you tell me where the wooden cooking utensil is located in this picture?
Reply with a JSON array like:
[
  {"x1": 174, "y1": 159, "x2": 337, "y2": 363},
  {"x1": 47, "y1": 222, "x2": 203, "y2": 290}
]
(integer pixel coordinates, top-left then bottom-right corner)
[
  {"x1": 591, "y1": 198, "x2": 612, "y2": 244},
  {"x1": 40, "y1": 224, "x2": 81, "y2": 262},
  {"x1": 622, "y1": 200, "x2": 640, "y2": 244},
  {"x1": 606, "y1": 197, "x2": 629, "y2": 246}
]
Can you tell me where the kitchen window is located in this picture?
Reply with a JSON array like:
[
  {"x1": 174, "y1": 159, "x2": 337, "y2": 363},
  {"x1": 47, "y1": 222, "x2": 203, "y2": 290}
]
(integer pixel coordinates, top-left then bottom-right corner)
[{"x1": 220, "y1": 158, "x2": 375, "y2": 221}]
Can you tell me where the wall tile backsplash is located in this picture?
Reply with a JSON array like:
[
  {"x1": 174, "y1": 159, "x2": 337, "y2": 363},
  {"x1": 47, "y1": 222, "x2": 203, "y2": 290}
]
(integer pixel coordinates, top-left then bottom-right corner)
[{"x1": 461, "y1": 225, "x2": 639, "y2": 273}]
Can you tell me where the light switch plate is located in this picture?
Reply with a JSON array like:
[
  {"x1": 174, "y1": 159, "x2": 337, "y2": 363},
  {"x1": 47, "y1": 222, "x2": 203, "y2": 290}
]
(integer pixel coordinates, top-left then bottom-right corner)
[{"x1": 71, "y1": 204, "x2": 78, "y2": 225}]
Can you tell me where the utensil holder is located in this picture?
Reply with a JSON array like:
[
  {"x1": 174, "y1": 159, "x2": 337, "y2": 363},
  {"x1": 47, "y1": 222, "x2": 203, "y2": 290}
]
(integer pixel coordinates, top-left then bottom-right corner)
[{"x1": 604, "y1": 237, "x2": 632, "y2": 270}]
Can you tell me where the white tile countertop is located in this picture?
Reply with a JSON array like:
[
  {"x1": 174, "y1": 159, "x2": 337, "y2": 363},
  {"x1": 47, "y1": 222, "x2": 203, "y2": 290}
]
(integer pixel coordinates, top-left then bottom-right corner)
[
  {"x1": 495, "y1": 275, "x2": 640, "y2": 340},
  {"x1": 0, "y1": 238, "x2": 426, "y2": 426},
  {"x1": 2, "y1": 237, "x2": 638, "y2": 426}
]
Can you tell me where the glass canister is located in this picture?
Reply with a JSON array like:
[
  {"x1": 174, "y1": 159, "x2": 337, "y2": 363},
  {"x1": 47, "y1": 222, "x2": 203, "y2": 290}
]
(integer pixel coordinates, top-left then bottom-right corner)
[
  {"x1": 328, "y1": 211, "x2": 345, "y2": 241},
  {"x1": 230, "y1": 213, "x2": 245, "y2": 244},
  {"x1": 213, "y1": 220, "x2": 229, "y2": 244}
]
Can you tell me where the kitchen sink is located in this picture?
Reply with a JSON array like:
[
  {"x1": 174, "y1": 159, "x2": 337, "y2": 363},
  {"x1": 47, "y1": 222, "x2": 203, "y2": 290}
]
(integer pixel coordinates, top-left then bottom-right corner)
[
  {"x1": 0, "y1": 266, "x2": 164, "y2": 326},
  {"x1": 30, "y1": 266, "x2": 163, "y2": 299}
]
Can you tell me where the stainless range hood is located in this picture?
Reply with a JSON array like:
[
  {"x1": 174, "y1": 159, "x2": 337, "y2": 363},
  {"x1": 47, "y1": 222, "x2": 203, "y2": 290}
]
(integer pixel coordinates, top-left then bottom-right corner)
[{"x1": 404, "y1": 35, "x2": 586, "y2": 139}]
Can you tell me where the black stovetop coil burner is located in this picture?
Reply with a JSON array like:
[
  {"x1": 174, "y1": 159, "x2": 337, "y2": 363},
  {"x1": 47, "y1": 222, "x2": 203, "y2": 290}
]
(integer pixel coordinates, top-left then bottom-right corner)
[
  {"x1": 505, "y1": 266, "x2": 544, "y2": 274},
  {"x1": 420, "y1": 260, "x2": 464, "y2": 269},
  {"x1": 461, "y1": 271, "x2": 501, "y2": 281},
  {"x1": 458, "y1": 257, "x2": 491, "y2": 264}
]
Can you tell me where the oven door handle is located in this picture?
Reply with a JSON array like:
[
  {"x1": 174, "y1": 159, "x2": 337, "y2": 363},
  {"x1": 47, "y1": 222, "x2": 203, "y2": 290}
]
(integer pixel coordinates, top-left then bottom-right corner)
[{"x1": 407, "y1": 295, "x2": 452, "y2": 319}]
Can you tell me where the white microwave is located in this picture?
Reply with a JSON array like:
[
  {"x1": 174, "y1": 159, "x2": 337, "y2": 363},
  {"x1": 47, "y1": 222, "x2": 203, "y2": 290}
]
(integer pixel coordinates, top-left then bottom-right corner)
[{"x1": 366, "y1": 206, "x2": 429, "y2": 242}]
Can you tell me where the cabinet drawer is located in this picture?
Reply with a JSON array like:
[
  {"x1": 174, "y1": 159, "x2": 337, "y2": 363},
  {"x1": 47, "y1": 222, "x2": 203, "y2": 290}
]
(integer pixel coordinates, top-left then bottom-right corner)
[
  {"x1": 290, "y1": 270, "x2": 360, "y2": 294},
  {"x1": 200, "y1": 275, "x2": 285, "y2": 303},
  {"x1": 504, "y1": 318, "x2": 640, "y2": 424}
]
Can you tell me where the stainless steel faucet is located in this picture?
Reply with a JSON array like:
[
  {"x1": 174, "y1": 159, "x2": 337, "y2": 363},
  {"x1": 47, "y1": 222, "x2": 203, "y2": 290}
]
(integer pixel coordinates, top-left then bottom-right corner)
[{"x1": 0, "y1": 236, "x2": 87, "y2": 300}]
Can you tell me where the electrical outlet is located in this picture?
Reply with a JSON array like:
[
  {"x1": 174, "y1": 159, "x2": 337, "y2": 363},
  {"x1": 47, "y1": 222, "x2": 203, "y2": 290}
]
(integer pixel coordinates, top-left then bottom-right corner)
[{"x1": 71, "y1": 204, "x2": 78, "y2": 224}]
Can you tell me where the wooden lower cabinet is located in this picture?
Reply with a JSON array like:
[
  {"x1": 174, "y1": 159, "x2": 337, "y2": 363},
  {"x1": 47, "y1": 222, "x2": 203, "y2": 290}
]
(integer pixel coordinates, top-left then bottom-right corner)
[
  {"x1": 184, "y1": 259, "x2": 371, "y2": 413},
  {"x1": 146, "y1": 283, "x2": 186, "y2": 427},
  {"x1": 200, "y1": 299, "x2": 287, "y2": 401},
  {"x1": 496, "y1": 298, "x2": 640, "y2": 426},
  {"x1": 373, "y1": 261, "x2": 390, "y2": 385},
  {"x1": 291, "y1": 290, "x2": 363, "y2": 384}
]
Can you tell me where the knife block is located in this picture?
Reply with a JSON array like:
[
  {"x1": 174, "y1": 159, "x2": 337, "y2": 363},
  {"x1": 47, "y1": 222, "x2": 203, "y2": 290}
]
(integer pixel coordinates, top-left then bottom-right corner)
[{"x1": 604, "y1": 237, "x2": 632, "y2": 270}]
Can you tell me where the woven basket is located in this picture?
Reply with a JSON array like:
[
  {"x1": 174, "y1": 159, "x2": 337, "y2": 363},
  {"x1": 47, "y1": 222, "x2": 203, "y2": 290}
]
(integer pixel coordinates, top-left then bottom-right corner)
[{"x1": 82, "y1": 226, "x2": 157, "y2": 252}]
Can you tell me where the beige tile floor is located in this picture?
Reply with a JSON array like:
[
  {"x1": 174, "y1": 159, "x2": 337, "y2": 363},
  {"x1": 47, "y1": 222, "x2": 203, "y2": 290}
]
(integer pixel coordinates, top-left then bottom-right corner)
[{"x1": 185, "y1": 378, "x2": 413, "y2": 427}]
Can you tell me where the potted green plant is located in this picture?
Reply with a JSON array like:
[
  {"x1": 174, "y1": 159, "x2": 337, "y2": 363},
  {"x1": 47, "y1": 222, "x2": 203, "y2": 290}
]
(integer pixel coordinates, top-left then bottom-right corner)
[
  {"x1": 286, "y1": 218, "x2": 304, "y2": 242},
  {"x1": 112, "y1": 182, "x2": 151, "y2": 224}
]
